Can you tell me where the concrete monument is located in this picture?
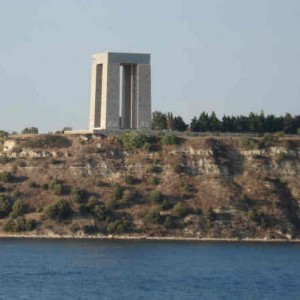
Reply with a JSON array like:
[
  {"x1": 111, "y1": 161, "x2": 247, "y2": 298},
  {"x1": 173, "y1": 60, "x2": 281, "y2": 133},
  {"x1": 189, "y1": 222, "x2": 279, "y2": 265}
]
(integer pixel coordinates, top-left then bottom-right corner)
[{"x1": 89, "y1": 52, "x2": 151, "y2": 131}]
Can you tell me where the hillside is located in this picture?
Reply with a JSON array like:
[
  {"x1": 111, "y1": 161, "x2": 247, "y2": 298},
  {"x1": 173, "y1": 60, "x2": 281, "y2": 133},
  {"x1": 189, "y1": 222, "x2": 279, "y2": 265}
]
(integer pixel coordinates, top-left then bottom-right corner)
[{"x1": 0, "y1": 132, "x2": 300, "y2": 240}]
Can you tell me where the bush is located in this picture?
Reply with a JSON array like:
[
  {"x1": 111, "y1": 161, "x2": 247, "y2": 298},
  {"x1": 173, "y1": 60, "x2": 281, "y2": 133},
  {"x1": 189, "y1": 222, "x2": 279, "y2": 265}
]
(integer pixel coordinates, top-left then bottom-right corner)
[
  {"x1": 125, "y1": 175, "x2": 137, "y2": 185},
  {"x1": 207, "y1": 207, "x2": 217, "y2": 222},
  {"x1": 107, "y1": 220, "x2": 133, "y2": 234},
  {"x1": 53, "y1": 183, "x2": 63, "y2": 196},
  {"x1": 0, "y1": 156, "x2": 9, "y2": 165},
  {"x1": 161, "y1": 199, "x2": 172, "y2": 210},
  {"x1": 28, "y1": 181, "x2": 39, "y2": 188},
  {"x1": 23, "y1": 135, "x2": 72, "y2": 148},
  {"x1": 145, "y1": 210, "x2": 164, "y2": 225},
  {"x1": 297, "y1": 128, "x2": 300, "y2": 135},
  {"x1": 21, "y1": 127, "x2": 38, "y2": 134},
  {"x1": 151, "y1": 176, "x2": 160, "y2": 185},
  {"x1": 147, "y1": 165, "x2": 162, "y2": 174},
  {"x1": 239, "y1": 138, "x2": 260, "y2": 150},
  {"x1": 173, "y1": 202, "x2": 187, "y2": 218},
  {"x1": 9, "y1": 200, "x2": 26, "y2": 218},
  {"x1": 92, "y1": 204, "x2": 107, "y2": 221},
  {"x1": 87, "y1": 196, "x2": 98, "y2": 208},
  {"x1": 112, "y1": 184, "x2": 124, "y2": 200},
  {"x1": 0, "y1": 195, "x2": 12, "y2": 218},
  {"x1": 160, "y1": 134, "x2": 180, "y2": 145},
  {"x1": 3, "y1": 217, "x2": 37, "y2": 232},
  {"x1": 71, "y1": 187, "x2": 87, "y2": 203},
  {"x1": 0, "y1": 171, "x2": 13, "y2": 183},
  {"x1": 119, "y1": 132, "x2": 148, "y2": 150},
  {"x1": 148, "y1": 190, "x2": 163, "y2": 204},
  {"x1": 173, "y1": 164, "x2": 183, "y2": 174},
  {"x1": 121, "y1": 190, "x2": 136, "y2": 206},
  {"x1": 43, "y1": 200, "x2": 72, "y2": 221},
  {"x1": 164, "y1": 215, "x2": 177, "y2": 229}
]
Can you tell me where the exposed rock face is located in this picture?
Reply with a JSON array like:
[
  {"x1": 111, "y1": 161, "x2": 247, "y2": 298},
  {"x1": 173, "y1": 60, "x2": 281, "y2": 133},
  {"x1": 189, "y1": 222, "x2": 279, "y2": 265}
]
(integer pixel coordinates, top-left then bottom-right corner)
[{"x1": 0, "y1": 134, "x2": 299, "y2": 239}]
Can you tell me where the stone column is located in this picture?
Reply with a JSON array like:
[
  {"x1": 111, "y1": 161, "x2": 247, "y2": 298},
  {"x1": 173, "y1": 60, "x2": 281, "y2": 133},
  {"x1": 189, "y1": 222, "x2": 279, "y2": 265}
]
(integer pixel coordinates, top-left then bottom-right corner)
[
  {"x1": 121, "y1": 65, "x2": 131, "y2": 129},
  {"x1": 137, "y1": 64, "x2": 151, "y2": 129},
  {"x1": 89, "y1": 64, "x2": 103, "y2": 129},
  {"x1": 100, "y1": 63, "x2": 120, "y2": 130}
]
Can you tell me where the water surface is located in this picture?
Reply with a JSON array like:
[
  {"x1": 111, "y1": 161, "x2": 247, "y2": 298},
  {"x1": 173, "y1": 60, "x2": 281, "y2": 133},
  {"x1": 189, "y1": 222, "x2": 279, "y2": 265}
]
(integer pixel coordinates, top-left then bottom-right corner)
[{"x1": 0, "y1": 239, "x2": 299, "y2": 299}]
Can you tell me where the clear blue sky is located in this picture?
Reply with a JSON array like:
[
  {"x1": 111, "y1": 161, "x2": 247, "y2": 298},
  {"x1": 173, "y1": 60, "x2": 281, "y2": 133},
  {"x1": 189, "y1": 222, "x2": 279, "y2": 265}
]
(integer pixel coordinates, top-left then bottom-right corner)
[{"x1": 0, "y1": 0, "x2": 299, "y2": 132}]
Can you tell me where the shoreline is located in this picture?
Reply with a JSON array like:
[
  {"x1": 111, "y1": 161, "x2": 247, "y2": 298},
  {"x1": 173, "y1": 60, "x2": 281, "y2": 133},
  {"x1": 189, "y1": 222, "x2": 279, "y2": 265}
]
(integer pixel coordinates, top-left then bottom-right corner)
[{"x1": 1, "y1": 233, "x2": 300, "y2": 243}]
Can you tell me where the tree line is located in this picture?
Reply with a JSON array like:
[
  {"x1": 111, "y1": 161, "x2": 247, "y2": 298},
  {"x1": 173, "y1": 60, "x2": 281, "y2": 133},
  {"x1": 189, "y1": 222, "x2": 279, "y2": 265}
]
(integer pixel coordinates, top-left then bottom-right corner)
[{"x1": 152, "y1": 111, "x2": 300, "y2": 134}]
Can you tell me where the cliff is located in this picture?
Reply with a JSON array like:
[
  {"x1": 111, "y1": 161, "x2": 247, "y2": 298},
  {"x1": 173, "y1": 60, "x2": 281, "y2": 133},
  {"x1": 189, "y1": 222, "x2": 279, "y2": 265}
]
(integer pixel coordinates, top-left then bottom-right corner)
[{"x1": 0, "y1": 133, "x2": 299, "y2": 240}]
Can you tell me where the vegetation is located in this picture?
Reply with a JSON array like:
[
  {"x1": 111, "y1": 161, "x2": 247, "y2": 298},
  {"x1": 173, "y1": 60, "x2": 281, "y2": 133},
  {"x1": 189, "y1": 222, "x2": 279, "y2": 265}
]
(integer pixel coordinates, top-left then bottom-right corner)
[
  {"x1": 119, "y1": 132, "x2": 149, "y2": 150},
  {"x1": 160, "y1": 134, "x2": 180, "y2": 145},
  {"x1": 23, "y1": 135, "x2": 72, "y2": 148},
  {"x1": 0, "y1": 172, "x2": 13, "y2": 183},
  {"x1": 0, "y1": 195, "x2": 12, "y2": 218},
  {"x1": 43, "y1": 200, "x2": 72, "y2": 221},
  {"x1": 152, "y1": 110, "x2": 300, "y2": 134},
  {"x1": 3, "y1": 217, "x2": 37, "y2": 232},
  {"x1": 21, "y1": 127, "x2": 39, "y2": 134},
  {"x1": 148, "y1": 190, "x2": 164, "y2": 204},
  {"x1": 9, "y1": 200, "x2": 26, "y2": 218}
]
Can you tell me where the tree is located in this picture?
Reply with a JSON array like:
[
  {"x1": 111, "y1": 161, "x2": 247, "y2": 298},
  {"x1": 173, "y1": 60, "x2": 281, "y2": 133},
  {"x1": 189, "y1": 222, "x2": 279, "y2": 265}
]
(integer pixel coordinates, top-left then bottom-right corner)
[
  {"x1": 173, "y1": 116, "x2": 188, "y2": 131},
  {"x1": 22, "y1": 127, "x2": 39, "y2": 134},
  {"x1": 151, "y1": 111, "x2": 167, "y2": 130}
]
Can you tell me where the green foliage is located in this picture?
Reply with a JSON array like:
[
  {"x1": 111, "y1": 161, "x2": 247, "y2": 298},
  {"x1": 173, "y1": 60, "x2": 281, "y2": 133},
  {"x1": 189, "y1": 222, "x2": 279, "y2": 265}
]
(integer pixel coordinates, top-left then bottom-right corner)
[
  {"x1": 0, "y1": 195, "x2": 12, "y2": 218},
  {"x1": 164, "y1": 215, "x2": 177, "y2": 229},
  {"x1": 23, "y1": 135, "x2": 72, "y2": 148},
  {"x1": 248, "y1": 209, "x2": 269, "y2": 228},
  {"x1": 0, "y1": 156, "x2": 9, "y2": 165},
  {"x1": 151, "y1": 111, "x2": 167, "y2": 130},
  {"x1": 0, "y1": 171, "x2": 13, "y2": 183},
  {"x1": 71, "y1": 187, "x2": 87, "y2": 203},
  {"x1": 53, "y1": 183, "x2": 63, "y2": 196},
  {"x1": 9, "y1": 200, "x2": 26, "y2": 218},
  {"x1": 92, "y1": 204, "x2": 107, "y2": 221},
  {"x1": 207, "y1": 207, "x2": 217, "y2": 222},
  {"x1": 107, "y1": 219, "x2": 133, "y2": 234},
  {"x1": 121, "y1": 190, "x2": 136, "y2": 206},
  {"x1": 150, "y1": 176, "x2": 160, "y2": 185},
  {"x1": 148, "y1": 190, "x2": 163, "y2": 204},
  {"x1": 43, "y1": 200, "x2": 72, "y2": 221},
  {"x1": 173, "y1": 202, "x2": 187, "y2": 218},
  {"x1": 239, "y1": 137, "x2": 260, "y2": 150},
  {"x1": 118, "y1": 132, "x2": 149, "y2": 150},
  {"x1": 297, "y1": 128, "x2": 300, "y2": 135},
  {"x1": 173, "y1": 164, "x2": 183, "y2": 174},
  {"x1": 0, "y1": 130, "x2": 9, "y2": 140},
  {"x1": 147, "y1": 165, "x2": 162, "y2": 174},
  {"x1": 160, "y1": 134, "x2": 180, "y2": 145},
  {"x1": 112, "y1": 184, "x2": 124, "y2": 200},
  {"x1": 21, "y1": 127, "x2": 39, "y2": 134},
  {"x1": 145, "y1": 210, "x2": 164, "y2": 225},
  {"x1": 125, "y1": 175, "x2": 137, "y2": 185},
  {"x1": 3, "y1": 217, "x2": 37, "y2": 232},
  {"x1": 161, "y1": 199, "x2": 172, "y2": 210},
  {"x1": 262, "y1": 133, "x2": 278, "y2": 147}
]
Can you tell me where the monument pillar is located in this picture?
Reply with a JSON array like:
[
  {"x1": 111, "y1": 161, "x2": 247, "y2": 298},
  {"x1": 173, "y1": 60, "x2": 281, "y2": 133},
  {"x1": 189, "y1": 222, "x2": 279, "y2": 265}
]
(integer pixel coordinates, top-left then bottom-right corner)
[{"x1": 89, "y1": 52, "x2": 151, "y2": 131}]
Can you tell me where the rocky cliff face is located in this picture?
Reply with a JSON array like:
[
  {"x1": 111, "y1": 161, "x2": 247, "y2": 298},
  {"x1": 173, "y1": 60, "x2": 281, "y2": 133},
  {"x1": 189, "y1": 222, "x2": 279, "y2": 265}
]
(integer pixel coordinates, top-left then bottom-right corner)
[{"x1": 0, "y1": 134, "x2": 299, "y2": 240}]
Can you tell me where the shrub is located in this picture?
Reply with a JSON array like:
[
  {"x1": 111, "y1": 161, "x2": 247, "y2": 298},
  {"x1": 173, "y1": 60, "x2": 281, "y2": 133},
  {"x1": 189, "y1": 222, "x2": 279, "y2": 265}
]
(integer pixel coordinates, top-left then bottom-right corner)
[
  {"x1": 207, "y1": 207, "x2": 217, "y2": 222},
  {"x1": 107, "y1": 220, "x2": 133, "y2": 234},
  {"x1": 147, "y1": 165, "x2": 162, "y2": 174},
  {"x1": 121, "y1": 190, "x2": 136, "y2": 206},
  {"x1": 164, "y1": 216, "x2": 177, "y2": 229},
  {"x1": 28, "y1": 181, "x2": 39, "y2": 188},
  {"x1": 87, "y1": 196, "x2": 98, "y2": 208},
  {"x1": 71, "y1": 187, "x2": 87, "y2": 203},
  {"x1": 161, "y1": 199, "x2": 172, "y2": 210},
  {"x1": 173, "y1": 164, "x2": 183, "y2": 174},
  {"x1": 160, "y1": 134, "x2": 180, "y2": 145},
  {"x1": 173, "y1": 202, "x2": 187, "y2": 218},
  {"x1": 297, "y1": 128, "x2": 300, "y2": 135},
  {"x1": 125, "y1": 175, "x2": 136, "y2": 185},
  {"x1": 0, "y1": 172, "x2": 13, "y2": 183},
  {"x1": 23, "y1": 135, "x2": 72, "y2": 148},
  {"x1": 105, "y1": 199, "x2": 117, "y2": 210},
  {"x1": 148, "y1": 190, "x2": 163, "y2": 204},
  {"x1": 0, "y1": 156, "x2": 9, "y2": 165},
  {"x1": 9, "y1": 200, "x2": 26, "y2": 218},
  {"x1": 21, "y1": 127, "x2": 38, "y2": 134},
  {"x1": 151, "y1": 176, "x2": 160, "y2": 185},
  {"x1": 53, "y1": 183, "x2": 63, "y2": 196},
  {"x1": 145, "y1": 210, "x2": 164, "y2": 225},
  {"x1": 0, "y1": 195, "x2": 12, "y2": 218},
  {"x1": 43, "y1": 200, "x2": 72, "y2": 221},
  {"x1": 239, "y1": 137, "x2": 260, "y2": 150},
  {"x1": 112, "y1": 184, "x2": 124, "y2": 200},
  {"x1": 3, "y1": 217, "x2": 37, "y2": 232},
  {"x1": 92, "y1": 204, "x2": 107, "y2": 221},
  {"x1": 119, "y1": 132, "x2": 148, "y2": 150}
]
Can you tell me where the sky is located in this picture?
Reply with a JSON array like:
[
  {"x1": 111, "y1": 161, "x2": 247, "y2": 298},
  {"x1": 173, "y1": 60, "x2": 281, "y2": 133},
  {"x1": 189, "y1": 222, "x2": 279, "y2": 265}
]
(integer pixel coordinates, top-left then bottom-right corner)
[{"x1": 0, "y1": 0, "x2": 299, "y2": 133}]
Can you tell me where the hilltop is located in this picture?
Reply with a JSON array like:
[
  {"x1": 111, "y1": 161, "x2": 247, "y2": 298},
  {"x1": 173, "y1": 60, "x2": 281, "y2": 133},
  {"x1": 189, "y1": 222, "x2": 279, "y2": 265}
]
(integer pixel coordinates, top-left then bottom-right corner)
[{"x1": 0, "y1": 132, "x2": 299, "y2": 240}]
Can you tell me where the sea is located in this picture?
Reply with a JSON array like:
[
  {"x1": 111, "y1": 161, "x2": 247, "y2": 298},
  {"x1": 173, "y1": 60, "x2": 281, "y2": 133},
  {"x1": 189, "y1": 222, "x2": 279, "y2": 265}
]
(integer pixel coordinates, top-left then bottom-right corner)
[{"x1": 0, "y1": 239, "x2": 299, "y2": 300}]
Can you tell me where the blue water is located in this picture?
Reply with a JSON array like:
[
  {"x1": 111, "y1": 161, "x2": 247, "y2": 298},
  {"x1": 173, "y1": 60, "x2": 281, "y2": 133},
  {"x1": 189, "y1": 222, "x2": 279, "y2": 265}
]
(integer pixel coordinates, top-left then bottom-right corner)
[{"x1": 0, "y1": 239, "x2": 299, "y2": 300}]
